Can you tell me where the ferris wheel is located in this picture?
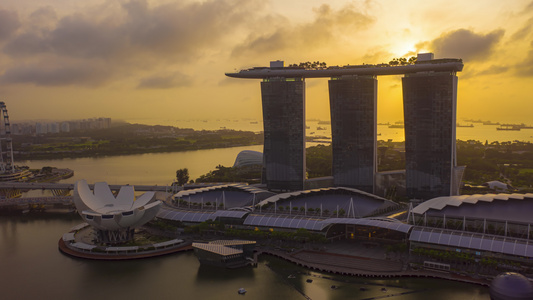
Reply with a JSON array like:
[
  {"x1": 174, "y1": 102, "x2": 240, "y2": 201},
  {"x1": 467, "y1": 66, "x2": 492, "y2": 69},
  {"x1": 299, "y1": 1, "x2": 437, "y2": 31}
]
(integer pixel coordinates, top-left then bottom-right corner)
[{"x1": 0, "y1": 102, "x2": 15, "y2": 174}]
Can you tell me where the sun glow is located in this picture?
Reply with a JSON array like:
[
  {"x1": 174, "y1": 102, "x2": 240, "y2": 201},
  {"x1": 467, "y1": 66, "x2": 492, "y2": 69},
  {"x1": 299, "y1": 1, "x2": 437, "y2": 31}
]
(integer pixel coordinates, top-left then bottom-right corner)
[{"x1": 393, "y1": 41, "x2": 418, "y2": 58}]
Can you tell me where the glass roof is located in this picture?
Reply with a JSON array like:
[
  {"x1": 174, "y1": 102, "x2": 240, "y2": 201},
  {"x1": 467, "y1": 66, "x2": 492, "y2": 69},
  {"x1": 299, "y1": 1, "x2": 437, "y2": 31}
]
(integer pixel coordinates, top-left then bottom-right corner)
[
  {"x1": 243, "y1": 214, "x2": 324, "y2": 231},
  {"x1": 157, "y1": 209, "x2": 249, "y2": 222},
  {"x1": 320, "y1": 218, "x2": 413, "y2": 233},
  {"x1": 409, "y1": 227, "x2": 533, "y2": 258},
  {"x1": 212, "y1": 210, "x2": 249, "y2": 219},
  {"x1": 157, "y1": 209, "x2": 214, "y2": 223}
]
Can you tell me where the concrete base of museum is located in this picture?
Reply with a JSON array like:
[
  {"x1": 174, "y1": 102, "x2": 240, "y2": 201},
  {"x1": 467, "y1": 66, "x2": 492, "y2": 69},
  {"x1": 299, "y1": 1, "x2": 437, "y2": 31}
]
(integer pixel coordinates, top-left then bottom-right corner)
[{"x1": 58, "y1": 238, "x2": 193, "y2": 260}]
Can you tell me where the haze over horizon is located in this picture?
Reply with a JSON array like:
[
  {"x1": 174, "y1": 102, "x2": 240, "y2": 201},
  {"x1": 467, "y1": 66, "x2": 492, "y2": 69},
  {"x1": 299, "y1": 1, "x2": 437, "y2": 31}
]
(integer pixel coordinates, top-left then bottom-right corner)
[{"x1": 1, "y1": 0, "x2": 532, "y2": 125}]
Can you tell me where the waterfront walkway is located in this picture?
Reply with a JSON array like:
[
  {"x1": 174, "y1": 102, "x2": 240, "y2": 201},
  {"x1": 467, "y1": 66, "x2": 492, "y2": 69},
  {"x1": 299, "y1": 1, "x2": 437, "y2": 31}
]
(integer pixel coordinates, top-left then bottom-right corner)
[{"x1": 256, "y1": 241, "x2": 492, "y2": 287}]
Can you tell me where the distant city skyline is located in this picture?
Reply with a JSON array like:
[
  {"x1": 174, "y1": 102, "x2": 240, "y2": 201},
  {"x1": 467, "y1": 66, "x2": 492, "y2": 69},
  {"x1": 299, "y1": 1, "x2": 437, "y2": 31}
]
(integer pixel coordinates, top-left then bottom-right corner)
[{"x1": 1, "y1": 0, "x2": 532, "y2": 124}]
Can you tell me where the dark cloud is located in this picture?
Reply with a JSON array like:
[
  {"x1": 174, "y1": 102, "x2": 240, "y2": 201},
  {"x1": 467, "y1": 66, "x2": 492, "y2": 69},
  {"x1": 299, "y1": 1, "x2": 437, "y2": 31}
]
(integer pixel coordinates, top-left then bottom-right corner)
[
  {"x1": 476, "y1": 65, "x2": 509, "y2": 76},
  {"x1": 0, "y1": 62, "x2": 112, "y2": 86},
  {"x1": 29, "y1": 6, "x2": 58, "y2": 27},
  {"x1": 137, "y1": 72, "x2": 193, "y2": 89},
  {"x1": 460, "y1": 64, "x2": 509, "y2": 79},
  {"x1": 0, "y1": 0, "x2": 262, "y2": 86},
  {"x1": 0, "y1": 9, "x2": 21, "y2": 41},
  {"x1": 231, "y1": 4, "x2": 375, "y2": 57},
  {"x1": 423, "y1": 29, "x2": 504, "y2": 61}
]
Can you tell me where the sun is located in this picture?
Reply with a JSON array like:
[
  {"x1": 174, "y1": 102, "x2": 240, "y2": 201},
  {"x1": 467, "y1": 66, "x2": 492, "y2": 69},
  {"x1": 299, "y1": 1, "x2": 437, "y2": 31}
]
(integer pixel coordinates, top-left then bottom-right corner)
[{"x1": 393, "y1": 41, "x2": 419, "y2": 58}]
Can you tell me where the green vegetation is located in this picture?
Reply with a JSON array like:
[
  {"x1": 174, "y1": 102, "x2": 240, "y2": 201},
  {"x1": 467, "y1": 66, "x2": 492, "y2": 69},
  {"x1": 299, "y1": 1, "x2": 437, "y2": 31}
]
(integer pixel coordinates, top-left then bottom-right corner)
[
  {"x1": 14, "y1": 123, "x2": 263, "y2": 160},
  {"x1": 457, "y1": 140, "x2": 533, "y2": 190},
  {"x1": 288, "y1": 61, "x2": 327, "y2": 69},
  {"x1": 195, "y1": 164, "x2": 261, "y2": 184},
  {"x1": 193, "y1": 139, "x2": 533, "y2": 192},
  {"x1": 175, "y1": 168, "x2": 190, "y2": 186},
  {"x1": 388, "y1": 56, "x2": 417, "y2": 66}
]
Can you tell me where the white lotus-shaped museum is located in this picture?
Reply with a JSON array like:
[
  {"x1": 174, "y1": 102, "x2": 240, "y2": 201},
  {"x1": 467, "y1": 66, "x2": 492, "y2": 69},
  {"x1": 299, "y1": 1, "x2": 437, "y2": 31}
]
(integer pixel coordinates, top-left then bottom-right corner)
[{"x1": 73, "y1": 180, "x2": 162, "y2": 243}]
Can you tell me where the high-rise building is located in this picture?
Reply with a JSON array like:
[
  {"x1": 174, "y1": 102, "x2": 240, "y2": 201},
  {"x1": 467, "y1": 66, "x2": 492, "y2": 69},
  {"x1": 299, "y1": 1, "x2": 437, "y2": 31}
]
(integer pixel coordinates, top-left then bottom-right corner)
[
  {"x1": 261, "y1": 78, "x2": 306, "y2": 191},
  {"x1": 227, "y1": 54, "x2": 463, "y2": 198},
  {"x1": 402, "y1": 71, "x2": 458, "y2": 199},
  {"x1": 329, "y1": 76, "x2": 377, "y2": 193}
]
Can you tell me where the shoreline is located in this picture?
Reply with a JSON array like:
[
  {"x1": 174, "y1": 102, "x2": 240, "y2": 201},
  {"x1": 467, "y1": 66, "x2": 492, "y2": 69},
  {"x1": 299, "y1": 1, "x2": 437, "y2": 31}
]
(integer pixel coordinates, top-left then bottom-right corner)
[
  {"x1": 257, "y1": 249, "x2": 491, "y2": 287},
  {"x1": 57, "y1": 232, "x2": 491, "y2": 287},
  {"x1": 58, "y1": 238, "x2": 194, "y2": 260}
]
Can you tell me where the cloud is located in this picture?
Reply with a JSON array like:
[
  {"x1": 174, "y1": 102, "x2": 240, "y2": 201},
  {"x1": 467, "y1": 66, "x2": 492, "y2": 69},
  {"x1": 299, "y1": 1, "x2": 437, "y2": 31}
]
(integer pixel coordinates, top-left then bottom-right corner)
[
  {"x1": 231, "y1": 4, "x2": 375, "y2": 57},
  {"x1": 420, "y1": 28, "x2": 504, "y2": 61},
  {"x1": 461, "y1": 64, "x2": 509, "y2": 79},
  {"x1": 510, "y1": 17, "x2": 533, "y2": 41},
  {"x1": 137, "y1": 72, "x2": 193, "y2": 89},
  {"x1": 0, "y1": 62, "x2": 112, "y2": 86},
  {"x1": 522, "y1": 1, "x2": 533, "y2": 14},
  {"x1": 0, "y1": 9, "x2": 20, "y2": 41},
  {"x1": 515, "y1": 41, "x2": 533, "y2": 77},
  {"x1": 0, "y1": 0, "x2": 262, "y2": 86}
]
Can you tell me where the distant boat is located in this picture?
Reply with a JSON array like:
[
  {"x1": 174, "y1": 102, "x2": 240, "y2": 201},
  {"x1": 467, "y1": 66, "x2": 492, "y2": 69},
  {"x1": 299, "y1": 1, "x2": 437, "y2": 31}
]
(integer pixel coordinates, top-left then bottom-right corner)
[
  {"x1": 238, "y1": 288, "x2": 246, "y2": 294},
  {"x1": 464, "y1": 119, "x2": 483, "y2": 123},
  {"x1": 388, "y1": 124, "x2": 404, "y2": 128},
  {"x1": 497, "y1": 124, "x2": 521, "y2": 131},
  {"x1": 497, "y1": 127, "x2": 521, "y2": 131},
  {"x1": 483, "y1": 121, "x2": 500, "y2": 125},
  {"x1": 250, "y1": 121, "x2": 258, "y2": 124},
  {"x1": 456, "y1": 123, "x2": 474, "y2": 127}
]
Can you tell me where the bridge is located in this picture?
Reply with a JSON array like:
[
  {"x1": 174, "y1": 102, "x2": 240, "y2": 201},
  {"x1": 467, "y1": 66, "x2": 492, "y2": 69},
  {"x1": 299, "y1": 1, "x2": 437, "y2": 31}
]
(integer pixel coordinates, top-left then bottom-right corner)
[
  {"x1": 0, "y1": 182, "x2": 171, "y2": 192},
  {"x1": 0, "y1": 196, "x2": 73, "y2": 208}
]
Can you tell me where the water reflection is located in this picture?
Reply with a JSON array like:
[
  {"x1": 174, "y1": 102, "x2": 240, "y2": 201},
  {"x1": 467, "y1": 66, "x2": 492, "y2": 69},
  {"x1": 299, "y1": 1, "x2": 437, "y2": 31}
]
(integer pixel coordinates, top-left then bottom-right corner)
[{"x1": 0, "y1": 216, "x2": 490, "y2": 300}]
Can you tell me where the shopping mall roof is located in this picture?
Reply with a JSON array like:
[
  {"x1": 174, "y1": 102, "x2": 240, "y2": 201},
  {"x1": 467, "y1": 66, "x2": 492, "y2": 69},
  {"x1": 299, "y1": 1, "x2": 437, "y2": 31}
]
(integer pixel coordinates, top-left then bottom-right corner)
[
  {"x1": 258, "y1": 187, "x2": 388, "y2": 204},
  {"x1": 257, "y1": 187, "x2": 399, "y2": 218},
  {"x1": 411, "y1": 194, "x2": 533, "y2": 224},
  {"x1": 175, "y1": 183, "x2": 274, "y2": 199},
  {"x1": 242, "y1": 214, "x2": 413, "y2": 233}
]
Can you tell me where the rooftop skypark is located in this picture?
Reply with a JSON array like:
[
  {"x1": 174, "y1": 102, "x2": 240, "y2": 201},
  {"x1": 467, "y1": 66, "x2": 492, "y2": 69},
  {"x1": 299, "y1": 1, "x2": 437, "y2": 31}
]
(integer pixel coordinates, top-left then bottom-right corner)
[{"x1": 226, "y1": 55, "x2": 463, "y2": 79}]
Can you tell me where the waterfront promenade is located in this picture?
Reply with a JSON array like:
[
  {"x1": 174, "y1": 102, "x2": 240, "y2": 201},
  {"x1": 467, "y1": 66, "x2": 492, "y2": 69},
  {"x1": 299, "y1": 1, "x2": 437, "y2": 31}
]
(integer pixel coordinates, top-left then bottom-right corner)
[{"x1": 257, "y1": 241, "x2": 492, "y2": 287}]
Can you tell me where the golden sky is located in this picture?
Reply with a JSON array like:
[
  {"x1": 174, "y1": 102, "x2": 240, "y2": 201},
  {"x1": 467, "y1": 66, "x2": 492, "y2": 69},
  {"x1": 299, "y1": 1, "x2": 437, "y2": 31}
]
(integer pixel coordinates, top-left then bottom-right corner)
[{"x1": 0, "y1": 0, "x2": 532, "y2": 125}]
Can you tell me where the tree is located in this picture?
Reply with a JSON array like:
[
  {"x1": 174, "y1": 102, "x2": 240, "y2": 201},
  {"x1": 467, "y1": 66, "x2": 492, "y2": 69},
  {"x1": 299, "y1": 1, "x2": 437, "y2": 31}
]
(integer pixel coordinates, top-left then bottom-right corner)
[
  {"x1": 176, "y1": 168, "x2": 189, "y2": 186},
  {"x1": 41, "y1": 166, "x2": 54, "y2": 174}
]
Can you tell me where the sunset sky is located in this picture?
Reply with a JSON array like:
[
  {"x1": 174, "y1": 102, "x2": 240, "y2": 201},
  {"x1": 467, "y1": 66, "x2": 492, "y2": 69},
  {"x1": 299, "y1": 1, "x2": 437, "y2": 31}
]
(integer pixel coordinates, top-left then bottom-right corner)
[{"x1": 1, "y1": 0, "x2": 532, "y2": 125}]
